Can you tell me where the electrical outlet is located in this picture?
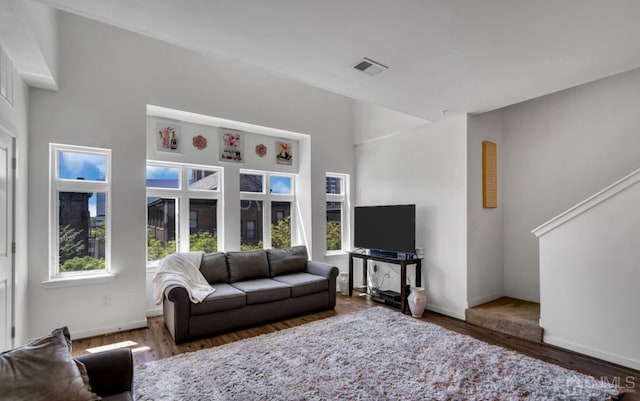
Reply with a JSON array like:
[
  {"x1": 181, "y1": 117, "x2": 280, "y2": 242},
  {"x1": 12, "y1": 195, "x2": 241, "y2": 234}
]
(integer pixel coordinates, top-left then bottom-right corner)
[{"x1": 102, "y1": 295, "x2": 111, "y2": 307}]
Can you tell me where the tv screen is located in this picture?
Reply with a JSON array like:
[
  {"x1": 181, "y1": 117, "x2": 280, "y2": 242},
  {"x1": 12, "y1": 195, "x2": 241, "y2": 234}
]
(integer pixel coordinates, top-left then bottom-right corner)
[{"x1": 354, "y1": 204, "x2": 416, "y2": 254}]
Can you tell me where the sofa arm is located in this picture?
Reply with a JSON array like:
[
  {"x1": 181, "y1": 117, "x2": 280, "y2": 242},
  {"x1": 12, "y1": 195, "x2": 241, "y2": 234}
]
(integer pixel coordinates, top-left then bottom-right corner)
[
  {"x1": 75, "y1": 348, "x2": 133, "y2": 398},
  {"x1": 165, "y1": 284, "x2": 190, "y2": 303},
  {"x1": 307, "y1": 260, "x2": 339, "y2": 280},
  {"x1": 163, "y1": 284, "x2": 192, "y2": 343},
  {"x1": 307, "y1": 260, "x2": 339, "y2": 308}
]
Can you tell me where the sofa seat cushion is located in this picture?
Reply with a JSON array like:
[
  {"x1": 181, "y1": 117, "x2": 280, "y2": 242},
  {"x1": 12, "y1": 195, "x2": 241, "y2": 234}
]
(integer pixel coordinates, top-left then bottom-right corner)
[
  {"x1": 191, "y1": 283, "x2": 246, "y2": 315},
  {"x1": 273, "y1": 273, "x2": 329, "y2": 298},
  {"x1": 231, "y1": 278, "x2": 291, "y2": 305}
]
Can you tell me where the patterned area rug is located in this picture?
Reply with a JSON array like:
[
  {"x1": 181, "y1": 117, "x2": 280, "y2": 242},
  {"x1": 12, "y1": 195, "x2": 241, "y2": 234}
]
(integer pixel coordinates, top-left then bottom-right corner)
[{"x1": 134, "y1": 307, "x2": 619, "y2": 400}]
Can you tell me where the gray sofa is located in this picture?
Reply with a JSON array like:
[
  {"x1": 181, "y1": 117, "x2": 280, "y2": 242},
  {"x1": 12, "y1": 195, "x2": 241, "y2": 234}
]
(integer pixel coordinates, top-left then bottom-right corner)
[{"x1": 162, "y1": 246, "x2": 339, "y2": 343}]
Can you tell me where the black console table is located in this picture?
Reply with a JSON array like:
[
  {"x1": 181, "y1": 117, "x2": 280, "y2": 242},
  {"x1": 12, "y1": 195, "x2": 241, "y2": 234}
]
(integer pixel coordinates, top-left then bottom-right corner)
[{"x1": 348, "y1": 252, "x2": 422, "y2": 314}]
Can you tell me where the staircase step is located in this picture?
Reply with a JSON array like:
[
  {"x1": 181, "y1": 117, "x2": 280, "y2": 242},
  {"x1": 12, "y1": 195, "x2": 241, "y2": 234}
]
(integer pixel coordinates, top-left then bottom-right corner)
[{"x1": 465, "y1": 297, "x2": 543, "y2": 343}]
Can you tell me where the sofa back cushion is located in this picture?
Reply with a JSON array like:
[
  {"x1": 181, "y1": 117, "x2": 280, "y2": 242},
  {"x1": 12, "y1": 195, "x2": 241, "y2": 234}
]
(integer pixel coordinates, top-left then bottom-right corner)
[
  {"x1": 227, "y1": 249, "x2": 270, "y2": 282},
  {"x1": 267, "y1": 246, "x2": 308, "y2": 277},
  {"x1": 200, "y1": 252, "x2": 229, "y2": 284}
]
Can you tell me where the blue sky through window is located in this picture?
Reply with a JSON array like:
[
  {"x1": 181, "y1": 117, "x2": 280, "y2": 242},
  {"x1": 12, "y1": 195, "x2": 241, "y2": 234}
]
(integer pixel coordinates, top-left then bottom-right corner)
[
  {"x1": 58, "y1": 151, "x2": 107, "y2": 181},
  {"x1": 146, "y1": 165, "x2": 180, "y2": 188},
  {"x1": 58, "y1": 151, "x2": 107, "y2": 218},
  {"x1": 88, "y1": 193, "x2": 98, "y2": 217},
  {"x1": 270, "y1": 176, "x2": 292, "y2": 194}
]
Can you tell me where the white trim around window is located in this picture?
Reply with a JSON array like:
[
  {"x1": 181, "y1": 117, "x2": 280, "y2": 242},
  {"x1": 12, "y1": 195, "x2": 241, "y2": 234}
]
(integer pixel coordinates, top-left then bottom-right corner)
[
  {"x1": 240, "y1": 169, "x2": 296, "y2": 249},
  {"x1": 146, "y1": 161, "x2": 223, "y2": 266},
  {"x1": 325, "y1": 172, "x2": 350, "y2": 255},
  {"x1": 48, "y1": 143, "x2": 112, "y2": 282}
]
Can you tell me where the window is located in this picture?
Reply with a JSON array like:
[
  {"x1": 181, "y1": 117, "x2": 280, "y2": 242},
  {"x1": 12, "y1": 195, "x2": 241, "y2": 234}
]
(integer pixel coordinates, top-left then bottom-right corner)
[
  {"x1": 50, "y1": 144, "x2": 111, "y2": 276},
  {"x1": 189, "y1": 210, "x2": 198, "y2": 229},
  {"x1": 189, "y1": 198, "x2": 218, "y2": 253},
  {"x1": 147, "y1": 163, "x2": 221, "y2": 263},
  {"x1": 271, "y1": 201, "x2": 292, "y2": 249},
  {"x1": 240, "y1": 171, "x2": 294, "y2": 250},
  {"x1": 147, "y1": 197, "x2": 177, "y2": 260},
  {"x1": 326, "y1": 173, "x2": 348, "y2": 253},
  {"x1": 240, "y1": 173, "x2": 263, "y2": 192},
  {"x1": 188, "y1": 168, "x2": 219, "y2": 190},
  {"x1": 246, "y1": 221, "x2": 256, "y2": 239},
  {"x1": 146, "y1": 165, "x2": 179, "y2": 188}
]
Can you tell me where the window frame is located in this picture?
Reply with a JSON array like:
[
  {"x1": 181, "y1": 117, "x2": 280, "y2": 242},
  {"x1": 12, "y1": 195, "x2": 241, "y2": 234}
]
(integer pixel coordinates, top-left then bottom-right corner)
[
  {"x1": 49, "y1": 144, "x2": 112, "y2": 279},
  {"x1": 240, "y1": 169, "x2": 296, "y2": 249},
  {"x1": 325, "y1": 172, "x2": 349, "y2": 255},
  {"x1": 146, "y1": 161, "x2": 222, "y2": 265}
]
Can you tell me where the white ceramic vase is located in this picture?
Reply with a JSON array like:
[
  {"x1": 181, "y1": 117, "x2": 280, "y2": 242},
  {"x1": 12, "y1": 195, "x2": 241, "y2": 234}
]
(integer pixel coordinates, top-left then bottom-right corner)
[
  {"x1": 338, "y1": 272, "x2": 349, "y2": 295},
  {"x1": 408, "y1": 287, "x2": 427, "y2": 317}
]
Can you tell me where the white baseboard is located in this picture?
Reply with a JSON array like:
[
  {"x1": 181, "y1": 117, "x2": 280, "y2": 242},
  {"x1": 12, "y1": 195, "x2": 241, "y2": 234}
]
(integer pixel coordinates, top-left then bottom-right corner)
[
  {"x1": 425, "y1": 303, "x2": 466, "y2": 320},
  {"x1": 544, "y1": 335, "x2": 640, "y2": 371},
  {"x1": 503, "y1": 289, "x2": 540, "y2": 303},
  {"x1": 71, "y1": 318, "x2": 148, "y2": 340},
  {"x1": 468, "y1": 293, "x2": 503, "y2": 308},
  {"x1": 146, "y1": 307, "x2": 163, "y2": 317}
]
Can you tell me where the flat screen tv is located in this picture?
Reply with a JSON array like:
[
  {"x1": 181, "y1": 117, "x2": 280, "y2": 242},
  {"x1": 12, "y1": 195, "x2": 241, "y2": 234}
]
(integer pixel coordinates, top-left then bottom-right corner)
[{"x1": 354, "y1": 204, "x2": 415, "y2": 254}]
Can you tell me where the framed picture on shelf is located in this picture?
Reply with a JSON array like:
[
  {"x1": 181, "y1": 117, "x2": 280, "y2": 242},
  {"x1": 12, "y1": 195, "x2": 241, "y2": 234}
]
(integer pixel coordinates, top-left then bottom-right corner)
[
  {"x1": 276, "y1": 140, "x2": 293, "y2": 166},
  {"x1": 219, "y1": 129, "x2": 243, "y2": 163},
  {"x1": 157, "y1": 123, "x2": 181, "y2": 153}
]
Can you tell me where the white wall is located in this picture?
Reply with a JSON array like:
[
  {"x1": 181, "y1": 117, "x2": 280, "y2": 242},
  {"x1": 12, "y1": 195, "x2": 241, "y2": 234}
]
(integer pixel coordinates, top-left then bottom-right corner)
[
  {"x1": 0, "y1": 0, "x2": 58, "y2": 90},
  {"x1": 28, "y1": 12, "x2": 353, "y2": 339},
  {"x1": 500, "y1": 67, "x2": 640, "y2": 302},
  {"x1": 533, "y1": 172, "x2": 640, "y2": 370},
  {"x1": 20, "y1": 0, "x2": 58, "y2": 88},
  {"x1": 0, "y1": 0, "x2": 61, "y2": 348},
  {"x1": 353, "y1": 101, "x2": 427, "y2": 144},
  {"x1": 0, "y1": 58, "x2": 29, "y2": 347},
  {"x1": 466, "y1": 113, "x2": 504, "y2": 307},
  {"x1": 354, "y1": 115, "x2": 468, "y2": 319}
]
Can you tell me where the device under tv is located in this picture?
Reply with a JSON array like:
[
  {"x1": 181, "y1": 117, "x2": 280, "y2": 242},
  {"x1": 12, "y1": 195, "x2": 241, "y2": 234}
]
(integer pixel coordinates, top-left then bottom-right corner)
[
  {"x1": 354, "y1": 204, "x2": 416, "y2": 260},
  {"x1": 368, "y1": 249, "x2": 415, "y2": 260}
]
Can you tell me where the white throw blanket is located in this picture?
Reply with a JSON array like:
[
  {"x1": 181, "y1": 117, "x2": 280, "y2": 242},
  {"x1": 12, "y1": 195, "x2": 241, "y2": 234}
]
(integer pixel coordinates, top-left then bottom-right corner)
[{"x1": 153, "y1": 252, "x2": 215, "y2": 305}]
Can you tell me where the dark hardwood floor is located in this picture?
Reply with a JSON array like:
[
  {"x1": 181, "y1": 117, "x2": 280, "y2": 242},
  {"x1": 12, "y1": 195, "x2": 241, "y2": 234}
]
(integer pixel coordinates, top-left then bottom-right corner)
[{"x1": 72, "y1": 294, "x2": 639, "y2": 400}]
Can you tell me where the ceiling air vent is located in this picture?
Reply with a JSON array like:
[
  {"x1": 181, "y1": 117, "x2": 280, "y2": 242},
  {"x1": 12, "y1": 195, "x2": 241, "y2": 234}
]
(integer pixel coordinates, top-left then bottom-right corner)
[{"x1": 353, "y1": 57, "x2": 388, "y2": 76}]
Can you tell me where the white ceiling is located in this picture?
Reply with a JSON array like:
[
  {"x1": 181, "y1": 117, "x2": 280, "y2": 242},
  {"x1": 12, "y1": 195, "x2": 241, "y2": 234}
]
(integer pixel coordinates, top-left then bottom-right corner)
[{"x1": 36, "y1": 0, "x2": 640, "y2": 121}]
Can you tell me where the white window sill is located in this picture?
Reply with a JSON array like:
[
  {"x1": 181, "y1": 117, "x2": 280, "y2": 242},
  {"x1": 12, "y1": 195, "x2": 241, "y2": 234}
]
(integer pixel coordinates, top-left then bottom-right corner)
[
  {"x1": 42, "y1": 273, "x2": 117, "y2": 289},
  {"x1": 325, "y1": 250, "x2": 349, "y2": 257}
]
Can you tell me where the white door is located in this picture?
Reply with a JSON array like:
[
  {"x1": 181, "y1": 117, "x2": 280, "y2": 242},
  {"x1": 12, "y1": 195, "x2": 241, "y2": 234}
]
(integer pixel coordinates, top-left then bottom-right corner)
[{"x1": 0, "y1": 128, "x2": 14, "y2": 351}]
